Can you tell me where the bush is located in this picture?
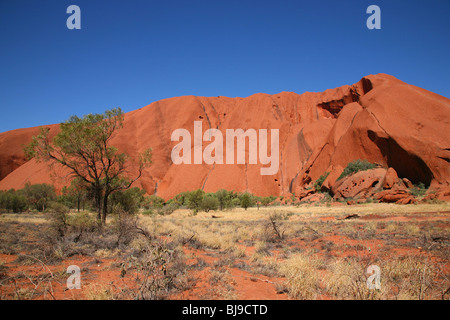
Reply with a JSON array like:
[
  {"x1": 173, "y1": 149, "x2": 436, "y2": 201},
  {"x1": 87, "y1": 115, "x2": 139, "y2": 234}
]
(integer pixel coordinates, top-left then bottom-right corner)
[
  {"x1": 172, "y1": 191, "x2": 191, "y2": 207},
  {"x1": 110, "y1": 187, "x2": 145, "y2": 215},
  {"x1": 239, "y1": 192, "x2": 255, "y2": 210},
  {"x1": 337, "y1": 160, "x2": 377, "y2": 181},
  {"x1": 314, "y1": 172, "x2": 330, "y2": 192},
  {"x1": 187, "y1": 189, "x2": 205, "y2": 213},
  {"x1": 143, "y1": 195, "x2": 165, "y2": 210},
  {"x1": 0, "y1": 189, "x2": 29, "y2": 213},
  {"x1": 23, "y1": 183, "x2": 56, "y2": 212},
  {"x1": 409, "y1": 182, "x2": 427, "y2": 197},
  {"x1": 157, "y1": 201, "x2": 179, "y2": 215},
  {"x1": 68, "y1": 211, "x2": 98, "y2": 233},
  {"x1": 200, "y1": 194, "x2": 219, "y2": 212},
  {"x1": 260, "y1": 196, "x2": 277, "y2": 207},
  {"x1": 214, "y1": 189, "x2": 240, "y2": 210},
  {"x1": 60, "y1": 178, "x2": 89, "y2": 212},
  {"x1": 46, "y1": 201, "x2": 70, "y2": 238}
]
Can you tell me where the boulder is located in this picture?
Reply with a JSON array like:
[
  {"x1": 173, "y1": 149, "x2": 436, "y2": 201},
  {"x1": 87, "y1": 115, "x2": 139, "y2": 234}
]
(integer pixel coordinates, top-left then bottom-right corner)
[
  {"x1": 402, "y1": 178, "x2": 414, "y2": 189},
  {"x1": 383, "y1": 167, "x2": 399, "y2": 189},
  {"x1": 373, "y1": 184, "x2": 414, "y2": 203},
  {"x1": 301, "y1": 193, "x2": 326, "y2": 203},
  {"x1": 396, "y1": 196, "x2": 417, "y2": 205},
  {"x1": 332, "y1": 168, "x2": 387, "y2": 199},
  {"x1": 297, "y1": 188, "x2": 315, "y2": 200},
  {"x1": 435, "y1": 187, "x2": 450, "y2": 202}
]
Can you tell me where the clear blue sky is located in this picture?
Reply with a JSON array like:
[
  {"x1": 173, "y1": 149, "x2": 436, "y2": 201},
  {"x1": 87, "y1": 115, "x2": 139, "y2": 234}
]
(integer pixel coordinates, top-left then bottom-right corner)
[{"x1": 0, "y1": 0, "x2": 449, "y2": 133}]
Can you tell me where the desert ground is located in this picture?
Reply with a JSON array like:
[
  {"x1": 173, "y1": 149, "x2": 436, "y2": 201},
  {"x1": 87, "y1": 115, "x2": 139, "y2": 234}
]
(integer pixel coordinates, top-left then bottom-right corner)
[{"x1": 0, "y1": 202, "x2": 449, "y2": 300}]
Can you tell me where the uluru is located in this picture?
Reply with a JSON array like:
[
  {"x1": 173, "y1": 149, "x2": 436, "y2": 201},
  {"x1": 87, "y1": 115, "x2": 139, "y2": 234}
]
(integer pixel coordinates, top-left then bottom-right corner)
[{"x1": 0, "y1": 73, "x2": 449, "y2": 201}]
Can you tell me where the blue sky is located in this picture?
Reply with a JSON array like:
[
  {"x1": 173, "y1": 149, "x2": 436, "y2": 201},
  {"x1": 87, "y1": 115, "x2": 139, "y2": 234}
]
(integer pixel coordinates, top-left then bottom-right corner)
[{"x1": 0, "y1": 0, "x2": 449, "y2": 133}]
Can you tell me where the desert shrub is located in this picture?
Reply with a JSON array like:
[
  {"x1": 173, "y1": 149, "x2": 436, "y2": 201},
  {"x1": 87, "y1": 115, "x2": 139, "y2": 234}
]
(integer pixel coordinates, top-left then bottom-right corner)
[
  {"x1": 230, "y1": 197, "x2": 241, "y2": 208},
  {"x1": 60, "y1": 178, "x2": 89, "y2": 211},
  {"x1": 68, "y1": 211, "x2": 98, "y2": 233},
  {"x1": 110, "y1": 187, "x2": 145, "y2": 215},
  {"x1": 337, "y1": 159, "x2": 378, "y2": 181},
  {"x1": 0, "y1": 190, "x2": 28, "y2": 213},
  {"x1": 171, "y1": 191, "x2": 191, "y2": 207},
  {"x1": 187, "y1": 189, "x2": 205, "y2": 213},
  {"x1": 200, "y1": 194, "x2": 219, "y2": 212},
  {"x1": 215, "y1": 189, "x2": 229, "y2": 211},
  {"x1": 314, "y1": 172, "x2": 330, "y2": 192},
  {"x1": 157, "y1": 201, "x2": 179, "y2": 215},
  {"x1": 262, "y1": 212, "x2": 288, "y2": 242},
  {"x1": 239, "y1": 192, "x2": 255, "y2": 210},
  {"x1": 143, "y1": 194, "x2": 165, "y2": 209},
  {"x1": 409, "y1": 182, "x2": 428, "y2": 197},
  {"x1": 110, "y1": 208, "x2": 140, "y2": 247},
  {"x1": 46, "y1": 201, "x2": 70, "y2": 238},
  {"x1": 260, "y1": 196, "x2": 277, "y2": 207},
  {"x1": 120, "y1": 239, "x2": 189, "y2": 300},
  {"x1": 214, "y1": 189, "x2": 240, "y2": 210},
  {"x1": 23, "y1": 183, "x2": 56, "y2": 212}
]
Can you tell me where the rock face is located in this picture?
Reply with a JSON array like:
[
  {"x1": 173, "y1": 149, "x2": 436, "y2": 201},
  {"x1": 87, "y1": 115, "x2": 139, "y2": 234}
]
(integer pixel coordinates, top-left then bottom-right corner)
[{"x1": 0, "y1": 73, "x2": 449, "y2": 200}]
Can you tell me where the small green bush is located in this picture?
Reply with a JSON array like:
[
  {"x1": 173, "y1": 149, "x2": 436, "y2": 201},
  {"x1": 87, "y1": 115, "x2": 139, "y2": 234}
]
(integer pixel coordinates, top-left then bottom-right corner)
[
  {"x1": 143, "y1": 195, "x2": 165, "y2": 210},
  {"x1": 239, "y1": 192, "x2": 255, "y2": 210},
  {"x1": 200, "y1": 194, "x2": 219, "y2": 212},
  {"x1": 337, "y1": 160, "x2": 377, "y2": 181},
  {"x1": 187, "y1": 189, "x2": 205, "y2": 213},
  {"x1": 157, "y1": 201, "x2": 179, "y2": 215},
  {"x1": 0, "y1": 189, "x2": 29, "y2": 213},
  {"x1": 260, "y1": 196, "x2": 277, "y2": 207},
  {"x1": 110, "y1": 187, "x2": 145, "y2": 215},
  {"x1": 409, "y1": 182, "x2": 427, "y2": 197},
  {"x1": 314, "y1": 172, "x2": 330, "y2": 192}
]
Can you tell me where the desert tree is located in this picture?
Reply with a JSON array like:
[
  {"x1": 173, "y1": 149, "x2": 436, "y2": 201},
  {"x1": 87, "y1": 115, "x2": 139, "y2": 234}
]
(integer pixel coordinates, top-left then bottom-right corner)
[
  {"x1": 240, "y1": 192, "x2": 255, "y2": 211},
  {"x1": 61, "y1": 177, "x2": 89, "y2": 212},
  {"x1": 24, "y1": 108, "x2": 152, "y2": 224},
  {"x1": 23, "y1": 182, "x2": 56, "y2": 212}
]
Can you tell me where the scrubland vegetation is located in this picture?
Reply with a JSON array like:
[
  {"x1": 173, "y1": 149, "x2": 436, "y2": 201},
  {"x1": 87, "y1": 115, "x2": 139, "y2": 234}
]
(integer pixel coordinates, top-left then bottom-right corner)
[{"x1": 0, "y1": 183, "x2": 448, "y2": 300}]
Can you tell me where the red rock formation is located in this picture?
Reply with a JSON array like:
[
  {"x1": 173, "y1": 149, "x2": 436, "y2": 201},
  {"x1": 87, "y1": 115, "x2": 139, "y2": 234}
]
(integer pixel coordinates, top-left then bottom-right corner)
[
  {"x1": 0, "y1": 74, "x2": 448, "y2": 200},
  {"x1": 383, "y1": 167, "x2": 399, "y2": 189},
  {"x1": 332, "y1": 168, "x2": 387, "y2": 200}
]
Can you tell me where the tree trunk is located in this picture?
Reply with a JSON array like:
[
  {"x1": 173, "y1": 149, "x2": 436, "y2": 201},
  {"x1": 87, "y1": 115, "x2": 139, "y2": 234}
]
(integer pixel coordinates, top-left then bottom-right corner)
[
  {"x1": 101, "y1": 192, "x2": 109, "y2": 225},
  {"x1": 95, "y1": 190, "x2": 102, "y2": 223}
]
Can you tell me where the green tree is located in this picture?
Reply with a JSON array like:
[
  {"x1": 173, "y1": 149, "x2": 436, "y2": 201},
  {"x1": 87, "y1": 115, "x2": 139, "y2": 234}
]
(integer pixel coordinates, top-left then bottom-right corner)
[
  {"x1": 260, "y1": 196, "x2": 276, "y2": 207},
  {"x1": 61, "y1": 177, "x2": 89, "y2": 212},
  {"x1": 187, "y1": 189, "x2": 205, "y2": 213},
  {"x1": 111, "y1": 187, "x2": 146, "y2": 215},
  {"x1": 23, "y1": 183, "x2": 56, "y2": 211},
  {"x1": 200, "y1": 194, "x2": 219, "y2": 212},
  {"x1": 215, "y1": 189, "x2": 228, "y2": 211},
  {"x1": 24, "y1": 108, "x2": 152, "y2": 224},
  {"x1": 0, "y1": 189, "x2": 28, "y2": 213},
  {"x1": 143, "y1": 194, "x2": 165, "y2": 209},
  {"x1": 240, "y1": 192, "x2": 255, "y2": 211}
]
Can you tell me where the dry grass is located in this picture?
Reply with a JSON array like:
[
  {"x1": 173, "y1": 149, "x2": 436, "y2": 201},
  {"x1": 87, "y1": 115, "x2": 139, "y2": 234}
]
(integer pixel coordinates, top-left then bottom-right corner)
[
  {"x1": 279, "y1": 252, "x2": 323, "y2": 299},
  {"x1": 1, "y1": 202, "x2": 448, "y2": 300}
]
